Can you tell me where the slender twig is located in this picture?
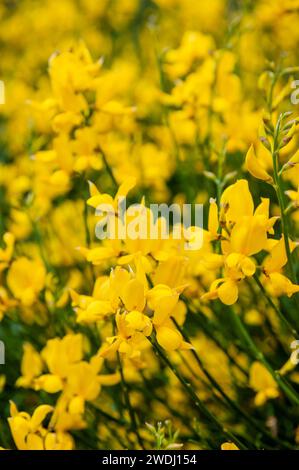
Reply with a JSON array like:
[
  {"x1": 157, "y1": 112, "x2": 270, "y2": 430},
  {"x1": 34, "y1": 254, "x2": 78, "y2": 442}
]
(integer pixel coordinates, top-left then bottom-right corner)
[
  {"x1": 99, "y1": 145, "x2": 118, "y2": 188},
  {"x1": 116, "y1": 349, "x2": 144, "y2": 449},
  {"x1": 253, "y1": 274, "x2": 298, "y2": 337},
  {"x1": 228, "y1": 307, "x2": 299, "y2": 406},
  {"x1": 181, "y1": 294, "x2": 249, "y2": 377},
  {"x1": 172, "y1": 317, "x2": 294, "y2": 449},
  {"x1": 148, "y1": 336, "x2": 248, "y2": 449}
]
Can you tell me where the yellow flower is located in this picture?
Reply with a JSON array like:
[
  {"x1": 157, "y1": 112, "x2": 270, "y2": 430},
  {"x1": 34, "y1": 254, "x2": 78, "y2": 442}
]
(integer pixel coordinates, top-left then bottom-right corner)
[
  {"x1": 147, "y1": 284, "x2": 180, "y2": 326},
  {"x1": 71, "y1": 289, "x2": 113, "y2": 324},
  {"x1": 246, "y1": 144, "x2": 273, "y2": 183},
  {"x1": 16, "y1": 343, "x2": 43, "y2": 388},
  {"x1": 201, "y1": 278, "x2": 238, "y2": 305},
  {"x1": 155, "y1": 325, "x2": 190, "y2": 351},
  {"x1": 203, "y1": 180, "x2": 276, "y2": 305},
  {"x1": 0, "y1": 375, "x2": 6, "y2": 393},
  {"x1": 8, "y1": 402, "x2": 73, "y2": 450},
  {"x1": 249, "y1": 362, "x2": 279, "y2": 406},
  {"x1": 262, "y1": 236, "x2": 299, "y2": 297},
  {"x1": 0, "y1": 232, "x2": 14, "y2": 271},
  {"x1": 35, "y1": 334, "x2": 84, "y2": 390},
  {"x1": 0, "y1": 287, "x2": 17, "y2": 321},
  {"x1": 221, "y1": 442, "x2": 239, "y2": 450},
  {"x1": 165, "y1": 31, "x2": 215, "y2": 79},
  {"x1": 207, "y1": 198, "x2": 219, "y2": 240},
  {"x1": 72, "y1": 127, "x2": 103, "y2": 172},
  {"x1": 87, "y1": 177, "x2": 136, "y2": 211},
  {"x1": 285, "y1": 185, "x2": 299, "y2": 207},
  {"x1": 49, "y1": 42, "x2": 102, "y2": 113},
  {"x1": 7, "y1": 257, "x2": 46, "y2": 306},
  {"x1": 100, "y1": 310, "x2": 152, "y2": 359}
]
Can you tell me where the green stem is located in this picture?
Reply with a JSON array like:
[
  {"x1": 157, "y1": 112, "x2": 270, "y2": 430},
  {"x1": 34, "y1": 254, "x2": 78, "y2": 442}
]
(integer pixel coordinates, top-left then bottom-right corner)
[
  {"x1": 138, "y1": 371, "x2": 206, "y2": 445},
  {"x1": 253, "y1": 274, "x2": 298, "y2": 337},
  {"x1": 89, "y1": 402, "x2": 128, "y2": 426},
  {"x1": 171, "y1": 317, "x2": 293, "y2": 449},
  {"x1": 216, "y1": 153, "x2": 225, "y2": 205},
  {"x1": 112, "y1": 318, "x2": 144, "y2": 449},
  {"x1": 116, "y1": 349, "x2": 144, "y2": 449},
  {"x1": 181, "y1": 295, "x2": 248, "y2": 377},
  {"x1": 149, "y1": 336, "x2": 248, "y2": 449},
  {"x1": 152, "y1": 31, "x2": 180, "y2": 163},
  {"x1": 272, "y1": 119, "x2": 297, "y2": 284},
  {"x1": 229, "y1": 308, "x2": 299, "y2": 406},
  {"x1": 31, "y1": 219, "x2": 53, "y2": 274},
  {"x1": 99, "y1": 145, "x2": 118, "y2": 188},
  {"x1": 83, "y1": 199, "x2": 91, "y2": 248}
]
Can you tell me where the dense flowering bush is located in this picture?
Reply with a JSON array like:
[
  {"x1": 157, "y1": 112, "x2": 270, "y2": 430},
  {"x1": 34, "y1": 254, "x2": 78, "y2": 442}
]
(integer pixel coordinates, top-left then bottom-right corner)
[{"x1": 1, "y1": 0, "x2": 299, "y2": 450}]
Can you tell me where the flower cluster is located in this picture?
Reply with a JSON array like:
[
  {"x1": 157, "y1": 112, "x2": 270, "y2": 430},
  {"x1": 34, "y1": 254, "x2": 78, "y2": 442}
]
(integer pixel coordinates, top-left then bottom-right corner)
[{"x1": 1, "y1": 0, "x2": 299, "y2": 451}]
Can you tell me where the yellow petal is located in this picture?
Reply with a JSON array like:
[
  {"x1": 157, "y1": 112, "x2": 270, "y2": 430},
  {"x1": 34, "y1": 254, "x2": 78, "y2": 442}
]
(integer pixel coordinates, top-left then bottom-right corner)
[
  {"x1": 245, "y1": 144, "x2": 272, "y2": 183},
  {"x1": 156, "y1": 326, "x2": 182, "y2": 351},
  {"x1": 88, "y1": 180, "x2": 100, "y2": 197},
  {"x1": 288, "y1": 149, "x2": 299, "y2": 166},
  {"x1": 240, "y1": 256, "x2": 256, "y2": 277},
  {"x1": 31, "y1": 405, "x2": 53, "y2": 431},
  {"x1": 249, "y1": 362, "x2": 277, "y2": 392},
  {"x1": 218, "y1": 280, "x2": 238, "y2": 305},
  {"x1": 208, "y1": 198, "x2": 219, "y2": 237},
  {"x1": 221, "y1": 180, "x2": 254, "y2": 223},
  {"x1": 36, "y1": 374, "x2": 63, "y2": 394},
  {"x1": 26, "y1": 433, "x2": 44, "y2": 450},
  {"x1": 69, "y1": 396, "x2": 85, "y2": 415},
  {"x1": 263, "y1": 236, "x2": 288, "y2": 273},
  {"x1": 254, "y1": 391, "x2": 267, "y2": 407},
  {"x1": 115, "y1": 177, "x2": 136, "y2": 200},
  {"x1": 221, "y1": 442, "x2": 239, "y2": 450},
  {"x1": 121, "y1": 279, "x2": 145, "y2": 312}
]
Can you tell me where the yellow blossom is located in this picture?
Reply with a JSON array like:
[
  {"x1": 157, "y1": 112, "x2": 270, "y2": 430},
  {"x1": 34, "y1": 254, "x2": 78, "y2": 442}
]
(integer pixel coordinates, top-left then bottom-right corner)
[{"x1": 249, "y1": 362, "x2": 279, "y2": 406}]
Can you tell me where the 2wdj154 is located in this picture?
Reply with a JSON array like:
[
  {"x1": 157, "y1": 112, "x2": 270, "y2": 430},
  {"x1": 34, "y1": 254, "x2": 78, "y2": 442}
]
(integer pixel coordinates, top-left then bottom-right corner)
[{"x1": 145, "y1": 454, "x2": 197, "y2": 466}]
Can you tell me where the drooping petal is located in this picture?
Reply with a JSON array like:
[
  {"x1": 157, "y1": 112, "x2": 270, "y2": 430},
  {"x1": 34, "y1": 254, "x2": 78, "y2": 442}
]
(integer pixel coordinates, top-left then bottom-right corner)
[
  {"x1": 221, "y1": 180, "x2": 254, "y2": 223},
  {"x1": 218, "y1": 280, "x2": 238, "y2": 305},
  {"x1": 245, "y1": 144, "x2": 272, "y2": 183}
]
